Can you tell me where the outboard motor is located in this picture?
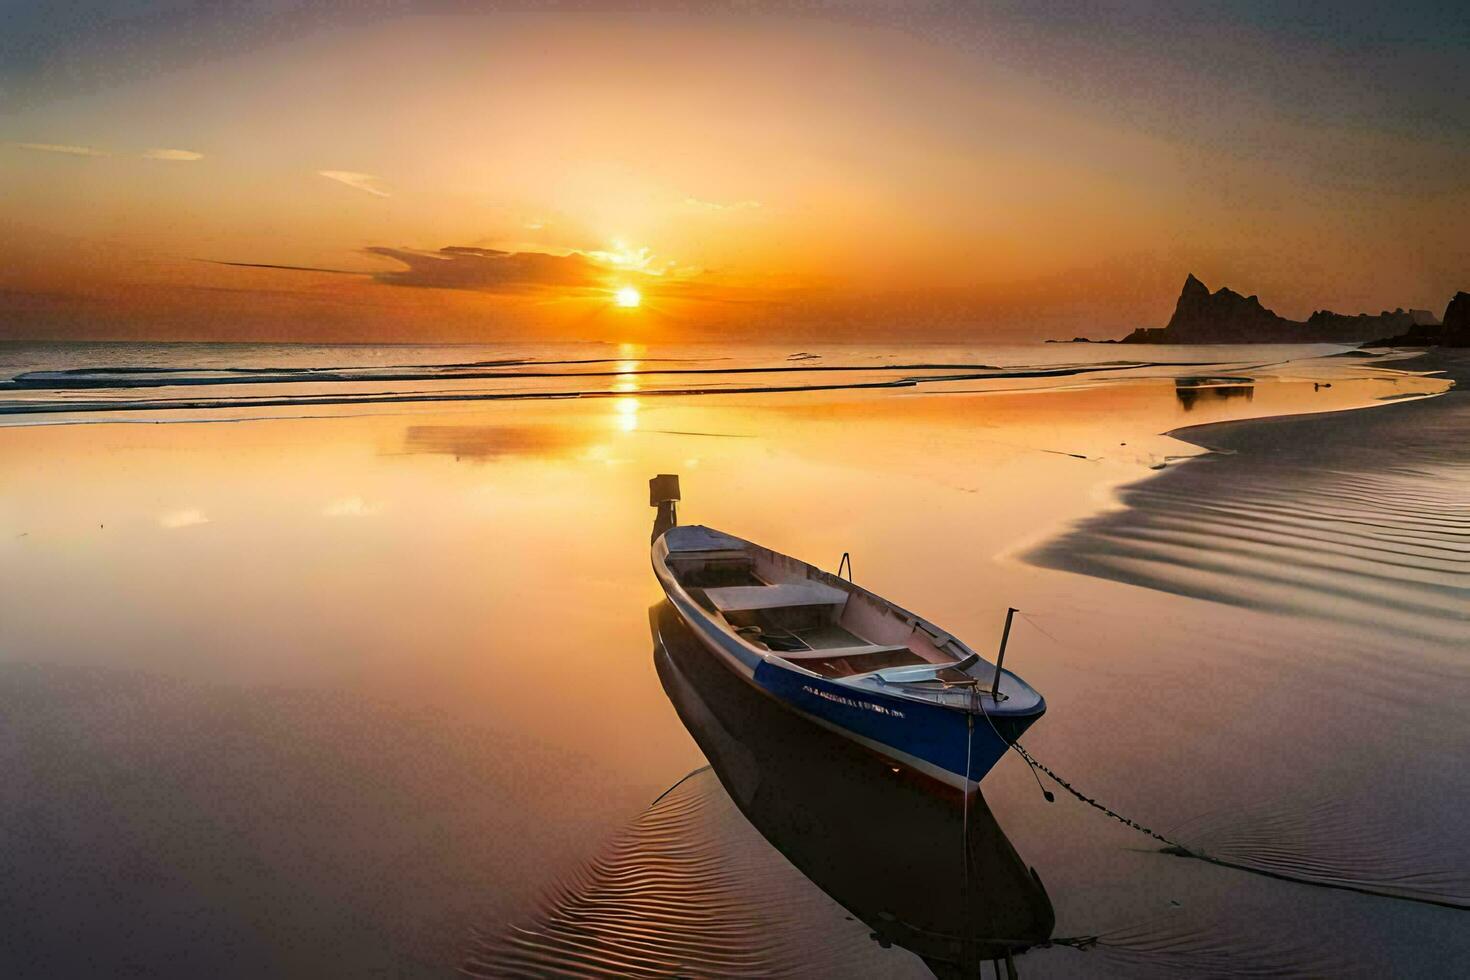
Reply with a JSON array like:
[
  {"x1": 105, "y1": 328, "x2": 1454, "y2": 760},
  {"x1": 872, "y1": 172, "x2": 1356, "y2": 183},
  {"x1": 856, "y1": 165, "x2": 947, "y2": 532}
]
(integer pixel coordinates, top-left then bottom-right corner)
[{"x1": 649, "y1": 473, "x2": 681, "y2": 543}]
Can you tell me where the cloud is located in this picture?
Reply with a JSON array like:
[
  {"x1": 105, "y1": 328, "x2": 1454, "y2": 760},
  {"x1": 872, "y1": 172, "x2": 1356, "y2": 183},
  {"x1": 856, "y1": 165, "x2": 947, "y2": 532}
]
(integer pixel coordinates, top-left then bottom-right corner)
[
  {"x1": 143, "y1": 148, "x2": 203, "y2": 161},
  {"x1": 210, "y1": 237, "x2": 711, "y2": 300},
  {"x1": 365, "y1": 245, "x2": 609, "y2": 294},
  {"x1": 584, "y1": 241, "x2": 656, "y2": 271},
  {"x1": 685, "y1": 197, "x2": 761, "y2": 212},
  {"x1": 318, "y1": 170, "x2": 389, "y2": 197},
  {"x1": 13, "y1": 142, "x2": 109, "y2": 156},
  {"x1": 12, "y1": 142, "x2": 203, "y2": 161},
  {"x1": 322, "y1": 496, "x2": 381, "y2": 517},
  {"x1": 159, "y1": 508, "x2": 209, "y2": 529}
]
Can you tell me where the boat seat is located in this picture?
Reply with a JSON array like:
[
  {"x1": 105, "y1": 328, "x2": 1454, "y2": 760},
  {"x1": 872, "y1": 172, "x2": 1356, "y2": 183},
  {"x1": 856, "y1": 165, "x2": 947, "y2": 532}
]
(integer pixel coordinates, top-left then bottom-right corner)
[
  {"x1": 775, "y1": 642, "x2": 916, "y2": 662},
  {"x1": 666, "y1": 548, "x2": 749, "y2": 563},
  {"x1": 704, "y1": 581, "x2": 849, "y2": 613}
]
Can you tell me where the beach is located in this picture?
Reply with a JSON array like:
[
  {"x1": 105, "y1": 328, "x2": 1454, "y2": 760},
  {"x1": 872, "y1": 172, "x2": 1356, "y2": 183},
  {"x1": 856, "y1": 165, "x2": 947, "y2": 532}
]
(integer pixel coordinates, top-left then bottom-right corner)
[{"x1": 1, "y1": 341, "x2": 1465, "y2": 976}]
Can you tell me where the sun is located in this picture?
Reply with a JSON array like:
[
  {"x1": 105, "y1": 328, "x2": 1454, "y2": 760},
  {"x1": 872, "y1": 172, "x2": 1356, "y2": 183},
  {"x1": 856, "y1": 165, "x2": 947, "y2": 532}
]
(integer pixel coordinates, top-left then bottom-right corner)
[{"x1": 614, "y1": 286, "x2": 642, "y2": 308}]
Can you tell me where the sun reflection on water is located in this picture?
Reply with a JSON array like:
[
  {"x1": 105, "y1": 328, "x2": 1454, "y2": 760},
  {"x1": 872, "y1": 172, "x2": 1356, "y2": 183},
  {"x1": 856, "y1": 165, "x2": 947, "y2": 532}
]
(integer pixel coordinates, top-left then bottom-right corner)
[{"x1": 613, "y1": 396, "x2": 640, "y2": 432}]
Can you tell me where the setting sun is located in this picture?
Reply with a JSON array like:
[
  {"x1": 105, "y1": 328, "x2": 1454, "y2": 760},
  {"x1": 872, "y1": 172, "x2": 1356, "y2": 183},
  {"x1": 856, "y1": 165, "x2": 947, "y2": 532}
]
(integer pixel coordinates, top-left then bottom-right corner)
[{"x1": 614, "y1": 286, "x2": 642, "y2": 308}]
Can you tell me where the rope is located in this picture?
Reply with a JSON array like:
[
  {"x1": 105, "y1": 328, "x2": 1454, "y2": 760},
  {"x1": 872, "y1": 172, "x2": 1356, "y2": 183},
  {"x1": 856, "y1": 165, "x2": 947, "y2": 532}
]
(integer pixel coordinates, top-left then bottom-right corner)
[
  {"x1": 961, "y1": 689, "x2": 982, "y2": 972},
  {"x1": 1015, "y1": 611, "x2": 1064, "y2": 648},
  {"x1": 648, "y1": 764, "x2": 713, "y2": 807},
  {"x1": 962, "y1": 690, "x2": 974, "y2": 897},
  {"x1": 972, "y1": 685, "x2": 1053, "y2": 803}
]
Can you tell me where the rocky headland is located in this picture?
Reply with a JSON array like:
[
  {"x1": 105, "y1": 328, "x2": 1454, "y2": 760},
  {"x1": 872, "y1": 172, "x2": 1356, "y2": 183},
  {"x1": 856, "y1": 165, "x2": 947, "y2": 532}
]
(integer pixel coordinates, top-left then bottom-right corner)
[
  {"x1": 1364, "y1": 291, "x2": 1470, "y2": 347},
  {"x1": 1117, "y1": 274, "x2": 1446, "y2": 344}
]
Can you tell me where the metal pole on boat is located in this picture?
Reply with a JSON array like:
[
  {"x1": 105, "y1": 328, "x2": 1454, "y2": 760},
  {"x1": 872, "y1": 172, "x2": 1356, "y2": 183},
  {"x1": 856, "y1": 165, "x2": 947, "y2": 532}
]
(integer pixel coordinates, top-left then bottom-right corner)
[{"x1": 991, "y1": 607, "x2": 1017, "y2": 698}]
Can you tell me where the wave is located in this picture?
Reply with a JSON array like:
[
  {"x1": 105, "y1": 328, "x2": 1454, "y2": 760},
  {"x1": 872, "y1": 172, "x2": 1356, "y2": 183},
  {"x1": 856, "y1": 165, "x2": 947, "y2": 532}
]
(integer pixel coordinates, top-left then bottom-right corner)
[
  {"x1": 3, "y1": 359, "x2": 1016, "y2": 389},
  {"x1": 0, "y1": 359, "x2": 1195, "y2": 417}
]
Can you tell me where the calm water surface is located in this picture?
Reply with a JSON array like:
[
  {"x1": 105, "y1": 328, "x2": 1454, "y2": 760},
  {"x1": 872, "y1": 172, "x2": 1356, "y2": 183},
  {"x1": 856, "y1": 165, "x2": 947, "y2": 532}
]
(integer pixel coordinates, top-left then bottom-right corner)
[{"x1": 1, "y1": 342, "x2": 1464, "y2": 976}]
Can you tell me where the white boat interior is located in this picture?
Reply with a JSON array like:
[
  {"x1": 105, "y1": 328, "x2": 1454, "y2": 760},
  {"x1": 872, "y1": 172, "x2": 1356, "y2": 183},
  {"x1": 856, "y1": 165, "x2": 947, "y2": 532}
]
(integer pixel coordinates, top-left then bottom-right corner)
[{"x1": 660, "y1": 525, "x2": 1038, "y2": 708}]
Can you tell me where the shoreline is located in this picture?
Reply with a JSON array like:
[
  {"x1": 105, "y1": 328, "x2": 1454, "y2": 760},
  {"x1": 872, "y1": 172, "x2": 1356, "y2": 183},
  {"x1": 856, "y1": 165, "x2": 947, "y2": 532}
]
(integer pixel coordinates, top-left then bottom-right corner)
[
  {"x1": 1024, "y1": 348, "x2": 1468, "y2": 646},
  {"x1": 993, "y1": 348, "x2": 1453, "y2": 569},
  {"x1": 1159, "y1": 347, "x2": 1462, "y2": 451}
]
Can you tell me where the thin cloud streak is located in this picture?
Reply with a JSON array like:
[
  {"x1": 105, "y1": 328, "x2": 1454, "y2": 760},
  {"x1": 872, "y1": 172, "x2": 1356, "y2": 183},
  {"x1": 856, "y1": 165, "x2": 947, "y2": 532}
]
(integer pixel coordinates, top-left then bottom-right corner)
[
  {"x1": 13, "y1": 142, "x2": 109, "y2": 156},
  {"x1": 318, "y1": 170, "x2": 389, "y2": 197},
  {"x1": 143, "y1": 148, "x2": 203, "y2": 161},
  {"x1": 685, "y1": 197, "x2": 761, "y2": 211},
  {"x1": 159, "y1": 508, "x2": 209, "y2": 529}
]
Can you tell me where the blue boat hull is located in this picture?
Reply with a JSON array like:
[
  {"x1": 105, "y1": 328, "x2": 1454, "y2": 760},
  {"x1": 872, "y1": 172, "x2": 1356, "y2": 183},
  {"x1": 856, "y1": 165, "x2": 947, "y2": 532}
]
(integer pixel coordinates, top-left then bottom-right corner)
[
  {"x1": 652, "y1": 528, "x2": 1045, "y2": 791},
  {"x1": 753, "y1": 661, "x2": 1041, "y2": 789}
]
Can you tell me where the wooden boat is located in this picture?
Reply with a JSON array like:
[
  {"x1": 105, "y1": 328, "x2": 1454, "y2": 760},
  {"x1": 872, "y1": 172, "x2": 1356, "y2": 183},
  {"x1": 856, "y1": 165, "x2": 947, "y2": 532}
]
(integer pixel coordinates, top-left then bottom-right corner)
[
  {"x1": 649, "y1": 475, "x2": 1045, "y2": 790},
  {"x1": 650, "y1": 600, "x2": 1056, "y2": 970}
]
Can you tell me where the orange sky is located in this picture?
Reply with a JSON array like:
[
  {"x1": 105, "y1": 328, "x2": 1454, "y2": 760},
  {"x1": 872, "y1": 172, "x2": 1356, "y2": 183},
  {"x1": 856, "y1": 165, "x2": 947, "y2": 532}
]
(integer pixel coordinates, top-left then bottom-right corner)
[{"x1": 2, "y1": 7, "x2": 1466, "y2": 342}]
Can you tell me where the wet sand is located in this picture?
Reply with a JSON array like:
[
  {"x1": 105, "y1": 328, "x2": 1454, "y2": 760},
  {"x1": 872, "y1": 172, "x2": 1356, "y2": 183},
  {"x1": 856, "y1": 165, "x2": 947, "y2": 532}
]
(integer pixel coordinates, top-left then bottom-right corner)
[
  {"x1": 1, "y1": 343, "x2": 1466, "y2": 976},
  {"x1": 1030, "y1": 350, "x2": 1468, "y2": 647}
]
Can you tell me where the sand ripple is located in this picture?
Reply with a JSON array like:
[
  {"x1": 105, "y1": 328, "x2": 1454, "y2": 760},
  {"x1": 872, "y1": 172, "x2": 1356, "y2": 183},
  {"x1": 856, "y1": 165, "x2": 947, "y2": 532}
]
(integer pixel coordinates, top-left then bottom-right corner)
[
  {"x1": 1166, "y1": 793, "x2": 1470, "y2": 910},
  {"x1": 1074, "y1": 908, "x2": 1357, "y2": 978},
  {"x1": 1031, "y1": 370, "x2": 1469, "y2": 647},
  {"x1": 461, "y1": 770, "x2": 897, "y2": 978}
]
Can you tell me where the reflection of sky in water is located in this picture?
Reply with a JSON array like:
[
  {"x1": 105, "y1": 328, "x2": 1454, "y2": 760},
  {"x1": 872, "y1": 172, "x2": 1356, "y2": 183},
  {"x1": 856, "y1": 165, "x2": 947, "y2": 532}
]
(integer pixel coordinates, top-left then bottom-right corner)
[
  {"x1": 322, "y1": 496, "x2": 381, "y2": 518},
  {"x1": 158, "y1": 507, "x2": 209, "y2": 529},
  {"x1": 0, "y1": 354, "x2": 1449, "y2": 701},
  {"x1": 0, "y1": 348, "x2": 1463, "y2": 975},
  {"x1": 401, "y1": 424, "x2": 582, "y2": 462}
]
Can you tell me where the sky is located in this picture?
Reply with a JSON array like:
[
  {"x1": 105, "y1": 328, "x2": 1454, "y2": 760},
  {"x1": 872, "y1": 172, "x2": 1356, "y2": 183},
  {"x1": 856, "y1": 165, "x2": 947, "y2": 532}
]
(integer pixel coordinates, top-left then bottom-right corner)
[{"x1": 2, "y1": 1, "x2": 1466, "y2": 343}]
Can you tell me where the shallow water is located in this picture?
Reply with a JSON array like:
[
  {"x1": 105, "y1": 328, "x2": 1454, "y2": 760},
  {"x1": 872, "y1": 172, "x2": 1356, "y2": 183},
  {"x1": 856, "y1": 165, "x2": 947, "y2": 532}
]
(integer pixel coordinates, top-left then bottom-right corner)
[{"x1": 1, "y1": 342, "x2": 1465, "y2": 976}]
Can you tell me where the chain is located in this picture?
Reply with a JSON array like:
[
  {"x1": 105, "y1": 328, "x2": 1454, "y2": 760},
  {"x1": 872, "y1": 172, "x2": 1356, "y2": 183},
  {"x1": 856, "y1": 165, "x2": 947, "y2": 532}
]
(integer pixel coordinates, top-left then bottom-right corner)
[{"x1": 1011, "y1": 741, "x2": 1178, "y2": 848}]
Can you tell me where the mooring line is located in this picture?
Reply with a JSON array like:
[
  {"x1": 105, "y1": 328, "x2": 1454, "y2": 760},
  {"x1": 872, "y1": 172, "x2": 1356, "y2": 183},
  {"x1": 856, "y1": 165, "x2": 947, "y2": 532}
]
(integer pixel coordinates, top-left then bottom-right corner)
[
  {"x1": 648, "y1": 764, "x2": 713, "y2": 807},
  {"x1": 1016, "y1": 611, "x2": 1064, "y2": 648},
  {"x1": 1009, "y1": 742, "x2": 1470, "y2": 912}
]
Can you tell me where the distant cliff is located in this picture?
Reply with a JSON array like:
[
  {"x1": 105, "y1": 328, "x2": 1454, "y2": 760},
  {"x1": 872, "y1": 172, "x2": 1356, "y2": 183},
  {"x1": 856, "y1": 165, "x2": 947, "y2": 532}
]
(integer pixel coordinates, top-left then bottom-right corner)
[
  {"x1": 1365, "y1": 292, "x2": 1470, "y2": 348},
  {"x1": 1120, "y1": 274, "x2": 1440, "y2": 344}
]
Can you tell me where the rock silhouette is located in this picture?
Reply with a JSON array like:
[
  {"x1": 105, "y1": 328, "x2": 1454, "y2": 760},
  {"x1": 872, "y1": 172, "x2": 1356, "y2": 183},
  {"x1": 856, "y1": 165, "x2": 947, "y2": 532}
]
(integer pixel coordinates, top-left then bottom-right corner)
[
  {"x1": 1365, "y1": 292, "x2": 1470, "y2": 348},
  {"x1": 1123, "y1": 274, "x2": 1445, "y2": 344}
]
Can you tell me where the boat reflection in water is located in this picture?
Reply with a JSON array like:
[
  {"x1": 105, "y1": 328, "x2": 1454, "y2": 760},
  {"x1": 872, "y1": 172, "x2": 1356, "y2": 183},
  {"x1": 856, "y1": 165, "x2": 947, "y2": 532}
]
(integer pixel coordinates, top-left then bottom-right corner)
[
  {"x1": 1173, "y1": 376, "x2": 1255, "y2": 411},
  {"x1": 652, "y1": 599, "x2": 1056, "y2": 976}
]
